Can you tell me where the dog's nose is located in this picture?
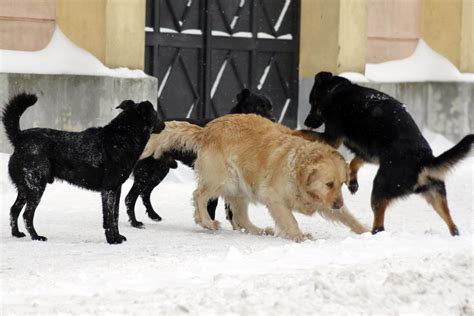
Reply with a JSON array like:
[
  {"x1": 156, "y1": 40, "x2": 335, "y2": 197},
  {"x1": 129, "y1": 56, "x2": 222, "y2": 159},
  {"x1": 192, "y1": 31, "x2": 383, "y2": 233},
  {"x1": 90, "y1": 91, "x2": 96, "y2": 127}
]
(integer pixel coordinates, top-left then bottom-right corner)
[{"x1": 332, "y1": 199, "x2": 343, "y2": 210}]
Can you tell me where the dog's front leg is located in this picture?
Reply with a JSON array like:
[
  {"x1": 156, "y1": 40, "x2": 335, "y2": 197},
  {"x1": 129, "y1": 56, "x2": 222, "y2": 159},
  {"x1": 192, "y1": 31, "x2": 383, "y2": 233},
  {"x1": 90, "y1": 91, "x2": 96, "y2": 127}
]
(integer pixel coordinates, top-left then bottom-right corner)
[
  {"x1": 348, "y1": 156, "x2": 365, "y2": 194},
  {"x1": 101, "y1": 189, "x2": 127, "y2": 244},
  {"x1": 318, "y1": 205, "x2": 369, "y2": 234},
  {"x1": 267, "y1": 203, "x2": 311, "y2": 242}
]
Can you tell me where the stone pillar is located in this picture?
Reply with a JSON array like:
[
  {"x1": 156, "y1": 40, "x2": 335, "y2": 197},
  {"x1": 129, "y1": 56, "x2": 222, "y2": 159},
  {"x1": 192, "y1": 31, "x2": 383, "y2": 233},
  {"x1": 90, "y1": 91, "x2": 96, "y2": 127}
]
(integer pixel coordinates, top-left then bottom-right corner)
[
  {"x1": 299, "y1": 0, "x2": 368, "y2": 77},
  {"x1": 56, "y1": 0, "x2": 146, "y2": 70},
  {"x1": 420, "y1": 0, "x2": 474, "y2": 72}
]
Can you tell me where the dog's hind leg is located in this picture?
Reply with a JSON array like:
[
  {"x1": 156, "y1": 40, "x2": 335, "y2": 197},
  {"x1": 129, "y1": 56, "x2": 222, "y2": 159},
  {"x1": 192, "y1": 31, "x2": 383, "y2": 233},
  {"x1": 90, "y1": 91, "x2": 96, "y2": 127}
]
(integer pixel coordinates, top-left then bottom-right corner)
[
  {"x1": 318, "y1": 205, "x2": 369, "y2": 234},
  {"x1": 370, "y1": 195, "x2": 390, "y2": 234},
  {"x1": 226, "y1": 197, "x2": 273, "y2": 235},
  {"x1": 10, "y1": 193, "x2": 26, "y2": 238},
  {"x1": 102, "y1": 188, "x2": 126, "y2": 244},
  {"x1": 225, "y1": 203, "x2": 236, "y2": 229},
  {"x1": 193, "y1": 185, "x2": 220, "y2": 230},
  {"x1": 125, "y1": 183, "x2": 144, "y2": 228},
  {"x1": 421, "y1": 180, "x2": 459, "y2": 236},
  {"x1": 23, "y1": 188, "x2": 47, "y2": 241},
  {"x1": 141, "y1": 185, "x2": 162, "y2": 222}
]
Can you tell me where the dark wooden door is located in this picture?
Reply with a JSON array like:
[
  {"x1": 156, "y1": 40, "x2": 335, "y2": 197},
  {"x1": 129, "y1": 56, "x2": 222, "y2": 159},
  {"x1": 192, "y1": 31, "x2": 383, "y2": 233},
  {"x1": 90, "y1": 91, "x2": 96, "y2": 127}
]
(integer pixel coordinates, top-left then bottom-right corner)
[{"x1": 145, "y1": 0, "x2": 300, "y2": 126}]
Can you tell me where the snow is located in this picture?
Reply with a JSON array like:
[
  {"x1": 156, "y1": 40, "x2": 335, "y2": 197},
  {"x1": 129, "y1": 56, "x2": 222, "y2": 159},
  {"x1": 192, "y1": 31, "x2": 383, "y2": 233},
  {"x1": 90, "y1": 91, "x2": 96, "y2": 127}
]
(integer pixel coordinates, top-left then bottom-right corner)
[
  {"x1": 340, "y1": 39, "x2": 474, "y2": 83},
  {"x1": 1, "y1": 130, "x2": 473, "y2": 314},
  {"x1": 0, "y1": 26, "x2": 148, "y2": 78}
]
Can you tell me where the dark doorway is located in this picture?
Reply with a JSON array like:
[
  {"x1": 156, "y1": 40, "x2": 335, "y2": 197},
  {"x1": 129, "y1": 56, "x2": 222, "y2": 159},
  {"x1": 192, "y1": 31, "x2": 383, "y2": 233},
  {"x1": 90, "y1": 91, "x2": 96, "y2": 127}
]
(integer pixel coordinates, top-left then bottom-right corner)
[{"x1": 145, "y1": 0, "x2": 300, "y2": 126}]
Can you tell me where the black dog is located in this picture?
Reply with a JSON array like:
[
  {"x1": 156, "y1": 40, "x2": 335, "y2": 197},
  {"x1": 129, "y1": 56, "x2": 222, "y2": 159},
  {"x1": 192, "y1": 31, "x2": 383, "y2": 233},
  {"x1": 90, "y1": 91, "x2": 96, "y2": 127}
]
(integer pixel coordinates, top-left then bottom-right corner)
[
  {"x1": 125, "y1": 88, "x2": 275, "y2": 228},
  {"x1": 3, "y1": 93, "x2": 160, "y2": 244},
  {"x1": 304, "y1": 72, "x2": 473, "y2": 236}
]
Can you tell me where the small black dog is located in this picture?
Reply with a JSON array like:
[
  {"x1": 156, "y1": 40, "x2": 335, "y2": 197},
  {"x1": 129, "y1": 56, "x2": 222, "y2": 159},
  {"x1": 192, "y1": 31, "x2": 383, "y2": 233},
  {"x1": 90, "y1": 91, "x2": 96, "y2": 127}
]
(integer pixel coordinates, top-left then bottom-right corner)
[
  {"x1": 304, "y1": 72, "x2": 473, "y2": 236},
  {"x1": 3, "y1": 93, "x2": 160, "y2": 244},
  {"x1": 125, "y1": 88, "x2": 275, "y2": 227}
]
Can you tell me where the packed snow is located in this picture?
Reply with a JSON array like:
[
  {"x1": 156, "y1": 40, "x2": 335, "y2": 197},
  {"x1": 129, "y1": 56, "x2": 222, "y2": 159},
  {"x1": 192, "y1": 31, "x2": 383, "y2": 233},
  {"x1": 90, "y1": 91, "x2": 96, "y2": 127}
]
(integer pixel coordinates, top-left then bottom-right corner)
[
  {"x1": 0, "y1": 26, "x2": 147, "y2": 78},
  {"x1": 1, "y1": 131, "x2": 473, "y2": 314},
  {"x1": 340, "y1": 39, "x2": 474, "y2": 82}
]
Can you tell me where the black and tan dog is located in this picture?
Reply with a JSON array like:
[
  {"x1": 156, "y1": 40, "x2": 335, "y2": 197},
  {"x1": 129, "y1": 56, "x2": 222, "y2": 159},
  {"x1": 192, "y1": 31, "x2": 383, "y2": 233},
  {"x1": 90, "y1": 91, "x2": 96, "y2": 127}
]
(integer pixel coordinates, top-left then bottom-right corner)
[
  {"x1": 2, "y1": 93, "x2": 159, "y2": 244},
  {"x1": 303, "y1": 72, "x2": 473, "y2": 236},
  {"x1": 125, "y1": 88, "x2": 275, "y2": 228}
]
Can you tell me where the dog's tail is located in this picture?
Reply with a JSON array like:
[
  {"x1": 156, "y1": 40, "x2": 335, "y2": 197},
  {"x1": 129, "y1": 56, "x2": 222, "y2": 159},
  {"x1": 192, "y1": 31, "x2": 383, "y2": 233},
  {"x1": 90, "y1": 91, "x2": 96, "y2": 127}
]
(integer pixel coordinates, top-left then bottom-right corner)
[
  {"x1": 422, "y1": 134, "x2": 474, "y2": 178},
  {"x1": 140, "y1": 121, "x2": 204, "y2": 160},
  {"x1": 2, "y1": 93, "x2": 38, "y2": 146}
]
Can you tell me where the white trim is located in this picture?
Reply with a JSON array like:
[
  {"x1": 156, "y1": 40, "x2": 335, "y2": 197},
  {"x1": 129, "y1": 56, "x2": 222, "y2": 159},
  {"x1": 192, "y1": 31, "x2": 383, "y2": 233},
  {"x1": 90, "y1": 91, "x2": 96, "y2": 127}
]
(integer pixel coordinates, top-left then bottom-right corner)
[
  {"x1": 257, "y1": 64, "x2": 271, "y2": 90},
  {"x1": 211, "y1": 60, "x2": 228, "y2": 98},
  {"x1": 274, "y1": 0, "x2": 291, "y2": 32},
  {"x1": 278, "y1": 98, "x2": 291, "y2": 123},
  {"x1": 158, "y1": 65, "x2": 172, "y2": 97}
]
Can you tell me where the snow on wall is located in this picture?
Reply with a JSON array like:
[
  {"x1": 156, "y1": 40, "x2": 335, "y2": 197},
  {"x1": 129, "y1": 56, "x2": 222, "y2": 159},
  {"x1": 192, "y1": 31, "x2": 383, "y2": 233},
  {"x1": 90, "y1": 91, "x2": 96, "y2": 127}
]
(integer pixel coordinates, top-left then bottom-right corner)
[
  {"x1": 0, "y1": 26, "x2": 148, "y2": 78},
  {"x1": 340, "y1": 39, "x2": 474, "y2": 83}
]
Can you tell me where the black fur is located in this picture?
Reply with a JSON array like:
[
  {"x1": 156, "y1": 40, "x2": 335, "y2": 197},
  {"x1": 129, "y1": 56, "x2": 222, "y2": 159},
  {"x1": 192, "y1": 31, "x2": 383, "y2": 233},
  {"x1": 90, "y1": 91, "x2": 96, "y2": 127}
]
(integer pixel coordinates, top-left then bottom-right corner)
[
  {"x1": 125, "y1": 88, "x2": 274, "y2": 227},
  {"x1": 3, "y1": 93, "x2": 160, "y2": 244},
  {"x1": 304, "y1": 72, "x2": 473, "y2": 235}
]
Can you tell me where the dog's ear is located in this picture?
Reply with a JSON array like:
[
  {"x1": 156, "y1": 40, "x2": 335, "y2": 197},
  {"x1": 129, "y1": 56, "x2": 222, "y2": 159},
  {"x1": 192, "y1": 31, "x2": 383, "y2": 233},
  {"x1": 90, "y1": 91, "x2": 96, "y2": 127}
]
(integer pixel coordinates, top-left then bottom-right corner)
[
  {"x1": 136, "y1": 100, "x2": 156, "y2": 123},
  {"x1": 314, "y1": 72, "x2": 333, "y2": 84},
  {"x1": 306, "y1": 169, "x2": 318, "y2": 186},
  {"x1": 237, "y1": 88, "x2": 251, "y2": 102},
  {"x1": 116, "y1": 100, "x2": 136, "y2": 110}
]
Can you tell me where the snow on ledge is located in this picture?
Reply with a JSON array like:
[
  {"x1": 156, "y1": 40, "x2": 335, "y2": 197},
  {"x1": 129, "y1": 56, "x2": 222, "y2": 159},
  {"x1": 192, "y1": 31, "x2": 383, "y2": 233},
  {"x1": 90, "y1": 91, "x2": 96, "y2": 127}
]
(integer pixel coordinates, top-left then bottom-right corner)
[
  {"x1": 340, "y1": 39, "x2": 474, "y2": 83},
  {"x1": 0, "y1": 26, "x2": 148, "y2": 79}
]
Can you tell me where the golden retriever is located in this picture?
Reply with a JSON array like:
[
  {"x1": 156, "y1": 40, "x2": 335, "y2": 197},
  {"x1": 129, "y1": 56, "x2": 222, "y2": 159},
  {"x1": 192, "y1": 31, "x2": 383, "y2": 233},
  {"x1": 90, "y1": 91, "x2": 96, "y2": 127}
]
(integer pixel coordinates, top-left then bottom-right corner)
[{"x1": 141, "y1": 114, "x2": 368, "y2": 241}]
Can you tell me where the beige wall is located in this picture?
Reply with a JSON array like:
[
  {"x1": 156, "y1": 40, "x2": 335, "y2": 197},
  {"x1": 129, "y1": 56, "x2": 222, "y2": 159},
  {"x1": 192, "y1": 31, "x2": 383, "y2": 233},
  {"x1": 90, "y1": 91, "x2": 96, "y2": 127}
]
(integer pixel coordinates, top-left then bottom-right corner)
[
  {"x1": 56, "y1": 0, "x2": 145, "y2": 70},
  {"x1": 56, "y1": 0, "x2": 106, "y2": 62},
  {"x1": 460, "y1": 0, "x2": 473, "y2": 72},
  {"x1": 0, "y1": 0, "x2": 55, "y2": 51},
  {"x1": 367, "y1": 0, "x2": 420, "y2": 63},
  {"x1": 299, "y1": 0, "x2": 367, "y2": 77},
  {"x1": 420, "y1": 0, "x2": 474, "y2": 72},
  {"x1": 420, "y1": 0, "x2": 462, "y2": 67},
  {"x1": 105, "y1": 0, "x2": 146, "y2": 69},
  {"x1": 338, "y1": 0, "x2": 368, "y2": 72}
]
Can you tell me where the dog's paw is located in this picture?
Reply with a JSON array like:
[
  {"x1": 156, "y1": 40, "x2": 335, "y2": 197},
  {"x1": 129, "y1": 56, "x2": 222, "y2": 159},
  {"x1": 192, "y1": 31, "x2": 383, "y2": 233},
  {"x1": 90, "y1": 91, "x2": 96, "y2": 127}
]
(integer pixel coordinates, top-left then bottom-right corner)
[
  {"x1": 105, "y1": 228, "x2": 126, "y2": 244},
  {"x1": 201, "y1": 220, "x2": 220, "y2": 231},
  {"x1": 130, "y1": 220, "x2": 145, "y2": 228},
  {"x1": 12, "y1": 231, "x2": 26, "y2": 238},
  {"x1": 371, "y1": 226, "x2": 385, "y2": 235},
  {"x1": 348, "y1": 180, "x2": 359, "y2": 194},
  {"x1": 292, "y1": 232, "x2": 313, "y2": 243},
  {"x1": 352, "y1": 225, "x2": 370, "y2": 234},
  {"x1": 262, "y1": 227, "x2": 275, "y2": 236},
  {"x1": 32, "y1": 235, "x2": 48, "y2": 241},
  {"x1": 147, "y1": 212, "x2": 162, "y2": 222}
]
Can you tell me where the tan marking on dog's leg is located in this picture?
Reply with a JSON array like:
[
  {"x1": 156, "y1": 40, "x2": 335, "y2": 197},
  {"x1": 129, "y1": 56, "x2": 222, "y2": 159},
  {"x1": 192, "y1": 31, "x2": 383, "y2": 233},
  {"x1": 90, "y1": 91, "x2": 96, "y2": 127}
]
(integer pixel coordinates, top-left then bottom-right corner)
[
  {"x1": 227, "y1": 197, "x2": 273, "y2": 235},
  {"x1": 267, "y1": 203, "x2": 310, "y2": 242},
  {"x1": 422, "y1": 191, "x2": 459, "y2": 236},
  {"x1": 318, "y1": 205, "x2": 369, "y2": 234},
  {"x1": 348, "y1": 156, "x2": 364, "y2": 194},
  {"x1": 371, "y1": 196, "x2": 390, "y2": 234},
  {"x1": 192, "y1": 186, "x2": 220, "y2": 231}
]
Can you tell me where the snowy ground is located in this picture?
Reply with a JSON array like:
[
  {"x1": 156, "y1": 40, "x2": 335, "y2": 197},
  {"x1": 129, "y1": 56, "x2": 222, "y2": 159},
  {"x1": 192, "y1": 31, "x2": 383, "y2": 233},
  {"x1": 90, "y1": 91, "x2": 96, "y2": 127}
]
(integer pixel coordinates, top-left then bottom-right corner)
[{"x1": 1, "y1": 134, "x2": 473, "y2": 315}]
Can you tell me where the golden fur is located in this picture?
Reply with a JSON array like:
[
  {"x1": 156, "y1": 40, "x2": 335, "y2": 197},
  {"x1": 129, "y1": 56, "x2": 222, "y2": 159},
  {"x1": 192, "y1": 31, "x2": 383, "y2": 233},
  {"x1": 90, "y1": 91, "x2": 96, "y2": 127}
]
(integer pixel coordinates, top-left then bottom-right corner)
[{"x1": 142, "y1": 114, "x2": 368, "y2": 241}]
